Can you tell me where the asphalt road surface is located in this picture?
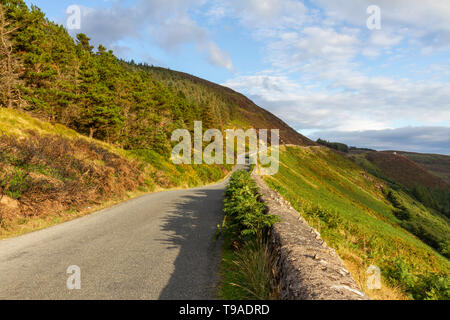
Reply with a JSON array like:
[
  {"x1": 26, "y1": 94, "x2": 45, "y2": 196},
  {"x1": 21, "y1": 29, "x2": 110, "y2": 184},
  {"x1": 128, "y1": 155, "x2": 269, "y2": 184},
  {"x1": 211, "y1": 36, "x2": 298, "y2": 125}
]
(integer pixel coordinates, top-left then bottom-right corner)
[{"x1": 0, "y1": 172, "x2": 238, "y2": 300}]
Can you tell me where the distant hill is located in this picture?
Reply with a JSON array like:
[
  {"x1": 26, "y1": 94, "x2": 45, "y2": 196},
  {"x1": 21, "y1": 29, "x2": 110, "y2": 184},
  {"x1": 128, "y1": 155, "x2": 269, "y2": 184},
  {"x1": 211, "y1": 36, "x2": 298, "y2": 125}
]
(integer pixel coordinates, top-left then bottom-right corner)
[
  {"x1": 386, "y1": 151, "x2": 450, "y2": 185},
  {"x1": 349, "y1": 150, "x2": 450, "y2": 221},
  {"x1": 365, "y1": 151, "x2": 448, "y2": 190}
]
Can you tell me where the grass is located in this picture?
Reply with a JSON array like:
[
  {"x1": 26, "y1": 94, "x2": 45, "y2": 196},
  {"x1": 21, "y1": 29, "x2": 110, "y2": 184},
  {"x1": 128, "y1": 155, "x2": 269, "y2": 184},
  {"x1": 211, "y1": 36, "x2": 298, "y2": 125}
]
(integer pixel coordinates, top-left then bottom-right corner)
[
  {"x1": 218, "y1": 238, "x2": 277, "y2": 300},
  {"x1": 264, "y1": 146, "x2": 449, "y2": 300},
  {"x1": 0, "y1": 107, "x2": 231, "y2": 239}
]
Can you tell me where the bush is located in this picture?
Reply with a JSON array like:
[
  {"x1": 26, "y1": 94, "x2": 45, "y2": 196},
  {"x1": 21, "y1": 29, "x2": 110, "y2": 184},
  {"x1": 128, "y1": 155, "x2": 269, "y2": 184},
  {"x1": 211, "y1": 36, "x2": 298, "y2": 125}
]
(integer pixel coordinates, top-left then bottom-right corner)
[
  {"x1": 1, "y1": 168, "x2": 30, "y2": 199},
  {"x1": 221, "y1": 170, "x2": 279, "y2": 242},
  {"x1": 412, "y1": 273, "x2": 450, "y2": 300},
  {"x1": 316, "y1": 139, "x2": 349, "y2": 153},
  {"x1": 384, "y1": 258, "x2": 416, "y2": 290},
  {"x1": 384, "y1": 258, "x2": 450, "y2": 300},
  {"x1": 304, "y1": 205, "x2": 342, "y2": 229},
  {"x1": 0, "y1": 131, "x2": 144, "y2": 220},
  {"x1": 393, "y1": 208, "x2": 411, "y2": 221}
]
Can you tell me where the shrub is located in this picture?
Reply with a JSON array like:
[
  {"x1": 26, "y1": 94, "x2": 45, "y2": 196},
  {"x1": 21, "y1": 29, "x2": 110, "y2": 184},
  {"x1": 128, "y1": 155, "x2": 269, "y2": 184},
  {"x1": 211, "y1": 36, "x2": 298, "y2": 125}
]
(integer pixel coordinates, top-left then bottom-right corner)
[
  {"x1": 412, "y1": 273, "x2": 450, "y2": 300},
  {"x1": 1, "y1": 168, "x2": 30, "y2": 199},
  {"x1": 393, "y1": 208, "x2": 411, "y2": 221},
  {"x1": 0, "y1": 131, "x2": 144, "y2": 221},
  {"x1": 317, "y1": 139, "x2": 349, "y2": 153},
  {"x1": 384, "y1": 258, "x2": 450, "y2": 300},
  {"x1": 221, "y1": 170, "x2": 279, "y2": 242},
  {"x1": 304, "y1": 205, "x2": 342, "y2": 229}
]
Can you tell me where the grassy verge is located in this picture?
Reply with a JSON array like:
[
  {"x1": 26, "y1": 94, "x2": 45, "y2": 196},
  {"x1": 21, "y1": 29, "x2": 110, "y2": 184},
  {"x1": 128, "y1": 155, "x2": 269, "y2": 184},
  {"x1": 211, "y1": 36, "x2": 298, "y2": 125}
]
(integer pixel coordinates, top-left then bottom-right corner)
[{"x1": 217, "y1": 170, "x2": 279, "y2": 300}]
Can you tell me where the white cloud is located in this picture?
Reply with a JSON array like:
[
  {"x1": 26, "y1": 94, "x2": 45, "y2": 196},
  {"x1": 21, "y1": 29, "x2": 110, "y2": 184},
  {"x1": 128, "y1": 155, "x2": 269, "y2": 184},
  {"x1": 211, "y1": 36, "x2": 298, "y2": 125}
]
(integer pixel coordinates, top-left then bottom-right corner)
[
  {"x1": 205, "y1": 42, "x2": 234, "y2": 71},
  {"x1": 224, "y1": 73, "x2": 450, "y2": 133},
  {"x1": 369, "y1": 31, "x2": 403, "y2": 47},
  {"x1": 311, "y1": 0, "x2": 450, "y2": 49},
  {"x1": 72, "y1": 0, "x2": 233, "y2": 70},
  {"x1": 66, "y1": 0, "x2": 450, "y2": 153},
  {"x1": 218, "y1": 0, "x2": 449, "y2": 155}
]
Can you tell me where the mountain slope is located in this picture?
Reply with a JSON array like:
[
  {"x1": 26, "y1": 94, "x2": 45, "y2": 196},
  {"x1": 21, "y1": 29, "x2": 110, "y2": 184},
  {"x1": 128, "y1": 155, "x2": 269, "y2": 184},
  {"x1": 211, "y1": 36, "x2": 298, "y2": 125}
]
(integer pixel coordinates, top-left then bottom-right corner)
[
  {"x1": 264, "y1": 146, "x2": 449, "y2": 300},
  {"x1": 0, "y1": 0, "x2": 306, "y2": 238},
  {"x1": 138, "y1": 66, "x2": 316, "y2": 146},
  {"x1": 348, "y1": 151, "x2": 450, "y2": 219},
  {"x1": 389, "y1": 151, "x2": 450, "y2": 185},
  {"x1": 364, "y1": 151, "x2": 448, "y2": 189},
  {"x1": 0, "y1": 107, "x2": 230, "y2": 238}
]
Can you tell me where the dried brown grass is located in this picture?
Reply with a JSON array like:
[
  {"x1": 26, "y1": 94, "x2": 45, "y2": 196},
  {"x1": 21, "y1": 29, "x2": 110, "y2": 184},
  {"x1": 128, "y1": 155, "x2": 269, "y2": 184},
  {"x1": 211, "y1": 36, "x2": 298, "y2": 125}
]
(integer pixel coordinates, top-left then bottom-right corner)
[{"x1": 0, "y1": 130, "x2": 145, "y2": 228}]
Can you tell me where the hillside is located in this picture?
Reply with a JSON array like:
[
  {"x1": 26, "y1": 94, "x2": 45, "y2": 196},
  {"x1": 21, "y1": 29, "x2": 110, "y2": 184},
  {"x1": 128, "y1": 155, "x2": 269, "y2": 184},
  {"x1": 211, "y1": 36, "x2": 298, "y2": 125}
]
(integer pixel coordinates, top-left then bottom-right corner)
[
  {"x1": 389, "y1": 151, "x2": 450, "y2": 185},
  {"x1": 363, "y1": 152, "x2": 448, "y2": 189},
  {"x1": 0, "y1": 107, "x2": 230, "y2": 238},
  {"x1": 136, "y1": 66, "x2": 316, "y2": 146},
  {"x1": 0, "y1": 0, "x2": 314, "y2": 151},
  {"x1": 264, "y1": 146, "x2": 449, "y2": 300},
  {"x1": 348, "y1": 151, "x2": 450, "y2": 219},
  {"x1": 0, "y1": 0, "x2": 314, "y2": 238}
]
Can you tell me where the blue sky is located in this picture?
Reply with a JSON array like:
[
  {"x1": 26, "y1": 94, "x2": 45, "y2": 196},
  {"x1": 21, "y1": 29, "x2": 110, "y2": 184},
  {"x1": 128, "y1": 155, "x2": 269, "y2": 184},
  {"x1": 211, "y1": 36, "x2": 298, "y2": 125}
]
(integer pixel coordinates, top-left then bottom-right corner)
[{"x1": 26, "y1": 0, "x2": 450, "y2": 154}]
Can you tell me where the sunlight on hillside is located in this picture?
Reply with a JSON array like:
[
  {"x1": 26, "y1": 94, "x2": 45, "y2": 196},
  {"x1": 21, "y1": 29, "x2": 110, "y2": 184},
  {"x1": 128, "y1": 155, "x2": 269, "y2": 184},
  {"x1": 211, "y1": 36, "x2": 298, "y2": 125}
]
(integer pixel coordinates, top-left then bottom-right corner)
[{"x1": 265, "y1": 146, "x2": 450, "y2": 300}]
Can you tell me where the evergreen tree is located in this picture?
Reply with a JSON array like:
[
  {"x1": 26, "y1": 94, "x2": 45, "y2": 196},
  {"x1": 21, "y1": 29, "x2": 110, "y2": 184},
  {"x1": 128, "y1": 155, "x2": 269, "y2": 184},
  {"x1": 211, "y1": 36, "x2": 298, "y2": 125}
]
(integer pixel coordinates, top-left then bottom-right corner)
[
  {"x1": 76, "y1": 33, "x2": 94, "y2": 53},
  {"x1": 0, "y1": 3, "x2": 22, "y2": 108}
]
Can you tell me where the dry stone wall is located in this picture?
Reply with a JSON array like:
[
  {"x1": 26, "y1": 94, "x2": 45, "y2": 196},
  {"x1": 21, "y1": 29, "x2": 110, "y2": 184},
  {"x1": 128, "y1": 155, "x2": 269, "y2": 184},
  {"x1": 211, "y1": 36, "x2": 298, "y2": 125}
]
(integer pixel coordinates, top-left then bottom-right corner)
[{"x1": 252, "y1": 173, "x2": 369, "y2": 300}]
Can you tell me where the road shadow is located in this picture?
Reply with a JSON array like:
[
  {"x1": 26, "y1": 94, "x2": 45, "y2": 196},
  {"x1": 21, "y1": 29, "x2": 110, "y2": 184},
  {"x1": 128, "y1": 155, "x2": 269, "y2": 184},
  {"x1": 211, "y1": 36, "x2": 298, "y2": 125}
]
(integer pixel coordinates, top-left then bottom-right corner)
[{"x1": 157, "y1": 186, "x2": 226, "y2": 300}]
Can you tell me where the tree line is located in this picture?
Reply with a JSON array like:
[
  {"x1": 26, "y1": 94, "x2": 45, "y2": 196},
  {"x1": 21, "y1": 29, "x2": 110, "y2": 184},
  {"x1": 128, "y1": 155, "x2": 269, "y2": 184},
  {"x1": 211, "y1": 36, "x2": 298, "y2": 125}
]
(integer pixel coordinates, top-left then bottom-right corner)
[{"x1": 0, "y1": 0, "x2": 230, "y2": 156}]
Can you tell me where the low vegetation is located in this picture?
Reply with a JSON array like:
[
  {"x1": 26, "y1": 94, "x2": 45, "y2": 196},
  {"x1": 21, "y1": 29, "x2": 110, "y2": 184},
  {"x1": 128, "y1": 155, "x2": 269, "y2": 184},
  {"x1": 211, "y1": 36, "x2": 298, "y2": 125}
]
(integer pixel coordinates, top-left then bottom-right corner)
[
  {"x1": 265, "y1": 146, "x2": 449, "y2": 300},
  {"x1": 218, "y1": 170, "x2": 279, "y2": 300},
  {"x1": 349, "y1": 151, "x2": 450, "y2": 255},
  {"x1": 0, "y1": 108, "x2": 230, "y2": 238},
  {"x1": 395, "y1": 151, "x2": 450, "y2": 185}
]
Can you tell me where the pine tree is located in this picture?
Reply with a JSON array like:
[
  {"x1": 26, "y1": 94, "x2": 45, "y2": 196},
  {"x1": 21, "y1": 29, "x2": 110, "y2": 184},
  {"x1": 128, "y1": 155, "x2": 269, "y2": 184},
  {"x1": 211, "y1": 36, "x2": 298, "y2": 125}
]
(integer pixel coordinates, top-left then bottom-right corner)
[
  {"x1": 76, "y1": 33, "x2": 94, "y2": 53},
  {"x1": 0, "y1": 3, "x2": 22, "y2": 108}
]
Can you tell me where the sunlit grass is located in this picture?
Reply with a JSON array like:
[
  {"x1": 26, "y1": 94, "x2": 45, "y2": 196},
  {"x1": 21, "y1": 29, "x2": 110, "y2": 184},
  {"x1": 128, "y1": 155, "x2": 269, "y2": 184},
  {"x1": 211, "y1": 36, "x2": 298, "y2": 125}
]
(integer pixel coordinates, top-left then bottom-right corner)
[{"x1": 264, "y1": 146, "x2": 449, "y2": 300}]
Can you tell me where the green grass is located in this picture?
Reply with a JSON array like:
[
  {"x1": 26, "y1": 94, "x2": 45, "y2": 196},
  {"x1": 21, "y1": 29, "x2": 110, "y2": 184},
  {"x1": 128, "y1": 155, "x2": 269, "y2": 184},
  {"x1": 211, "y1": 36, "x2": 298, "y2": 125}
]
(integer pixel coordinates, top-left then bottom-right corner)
[
  {"x1": 218, "y1": 239, "x2": 276, "y2": 300},
  {"x1": 264, "y1": 146, "x2": 449, "y2": 300},
  {"x1": 217, "y1": 170, "x2": 278, "y2": 300}
]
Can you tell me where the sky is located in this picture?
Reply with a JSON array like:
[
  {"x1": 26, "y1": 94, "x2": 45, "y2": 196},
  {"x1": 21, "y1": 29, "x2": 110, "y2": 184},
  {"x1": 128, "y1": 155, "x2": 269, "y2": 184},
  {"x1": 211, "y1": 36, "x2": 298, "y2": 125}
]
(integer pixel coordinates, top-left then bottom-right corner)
[{"x1": 26, "y1": 0, "x2": 450, "y2": 155}]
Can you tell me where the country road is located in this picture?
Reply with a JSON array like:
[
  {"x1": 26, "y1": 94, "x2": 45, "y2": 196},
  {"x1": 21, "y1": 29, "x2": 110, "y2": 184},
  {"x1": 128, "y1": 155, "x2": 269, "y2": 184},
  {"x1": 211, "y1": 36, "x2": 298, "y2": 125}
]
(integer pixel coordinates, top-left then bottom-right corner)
[{"x1": 0, "y1": 169, "x2": 241, "y2": 300}]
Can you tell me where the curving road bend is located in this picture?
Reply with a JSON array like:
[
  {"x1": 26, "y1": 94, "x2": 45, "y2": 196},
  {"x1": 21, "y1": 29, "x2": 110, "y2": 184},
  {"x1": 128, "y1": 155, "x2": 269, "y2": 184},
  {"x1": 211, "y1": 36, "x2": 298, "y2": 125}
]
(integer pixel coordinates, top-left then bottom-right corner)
[{"x1": 0, "y1": 171, "x2": 238, "y2": 300}]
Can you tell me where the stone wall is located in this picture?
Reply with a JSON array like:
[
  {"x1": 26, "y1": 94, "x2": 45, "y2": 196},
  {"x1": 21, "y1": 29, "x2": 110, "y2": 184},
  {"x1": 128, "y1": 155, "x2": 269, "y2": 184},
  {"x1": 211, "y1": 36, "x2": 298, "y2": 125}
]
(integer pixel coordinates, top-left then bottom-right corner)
[{"x1": 252, "y1": 174, "x2": 368, "y2": 300}]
